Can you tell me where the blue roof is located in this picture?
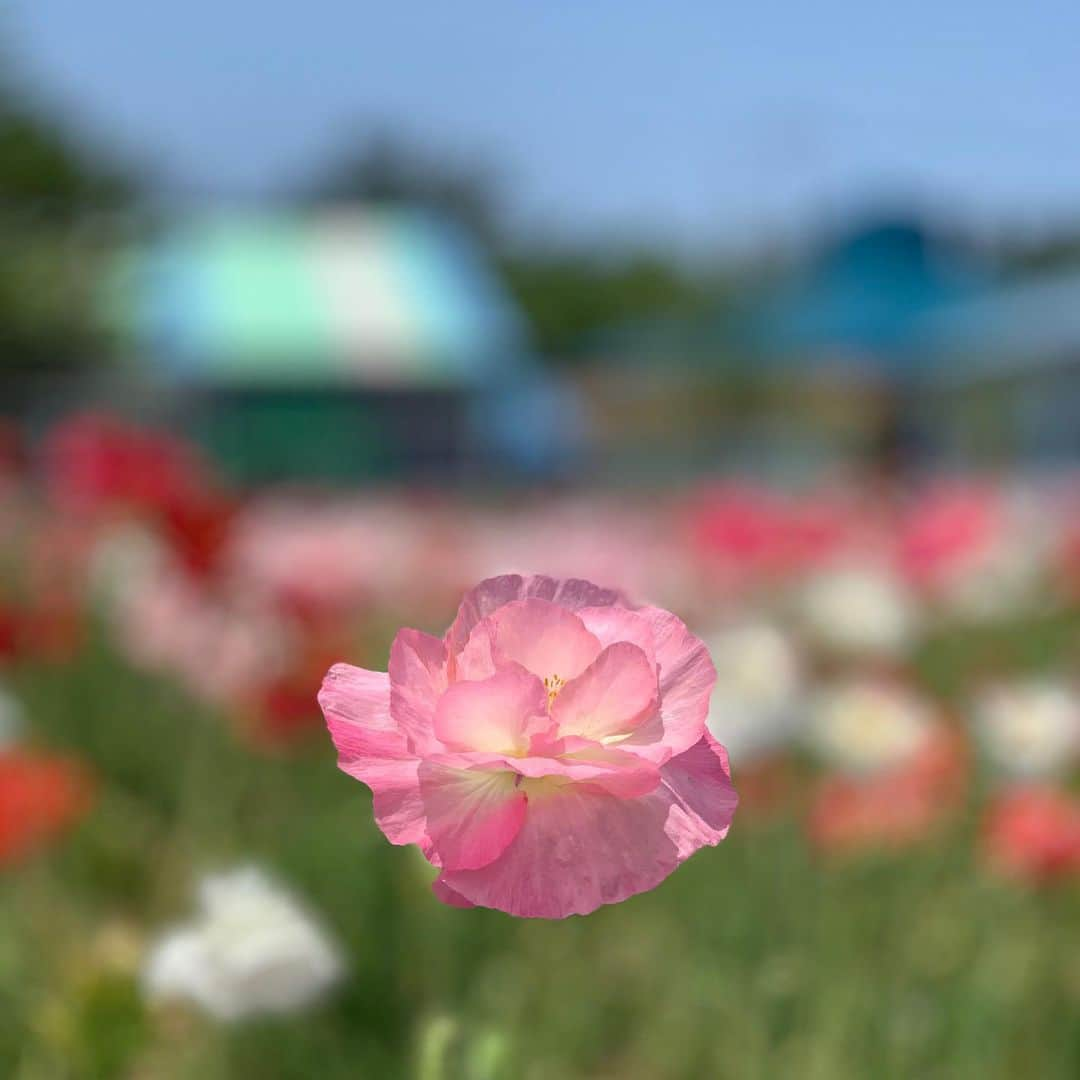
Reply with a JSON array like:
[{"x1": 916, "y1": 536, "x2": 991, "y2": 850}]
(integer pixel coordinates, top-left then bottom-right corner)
[{"x1": 737, "y1": 221, "x2": 987, "y2": 377}]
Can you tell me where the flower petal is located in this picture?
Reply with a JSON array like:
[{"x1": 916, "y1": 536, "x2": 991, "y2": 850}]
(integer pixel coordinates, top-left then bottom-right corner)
[
  {"x1": 509, "y1": 746, "x2": 661, "y2": 799},
  {"x1": 453, "y1": 620, "x2": 500, "y2": 683},
  {"x1": 388, "y1": 629, "x2": 448, "y2": 756},
  {"x1": 446, "y1": 575, "x2": 623, "y2": 660},
  {"x1": 618, "y1": 607, "x2": 717, "y2": 762},
  {"x1": 419, "y1": 762, "x2": 528, "y2": 870},
  {"x1": 551, "y1": 642, "x2": 657, "y2": 742},
  {"x1": 424, "y1": 745, "x2": 660, "y2": 799},
  {"x1": 576, "y1": 606, "x2": 657, "y2": 668},
  {"x1": 431, "y1": 876, "x2": 476, "y2": 909},
  {"x1": 658, "y1": 732, "x2": 739, "y2": 857},
  {"x1": 438, "y1": 735, "x2": 737, "y2": 917},
  {"x1": 433, "y1": 668, "x2": 550, "y2": 754},
  {"x1": 319, "y1": 663, "x2": 397, "y2": 761},
  {"x1": 437, "y1": 782, "x2": 683, "y2": 918},
  {"x1": 318, "y1": 663, "x2": 429, "y2": 851},
  {"x1": 487, "y1": 599, "x2": 602, "y2": 683}
]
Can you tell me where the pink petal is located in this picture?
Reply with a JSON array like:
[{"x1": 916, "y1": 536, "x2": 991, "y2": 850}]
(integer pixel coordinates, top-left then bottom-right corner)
[
  {"x1": 453, "y1": 620, "x2": 499, "y2": 683},
  {"x1": 431, "y1": 876, "x2": 476, "y2": 908},
  {"x1": 551, "y1": 642, "x2": 657, "y2": 743},
  {"x1": 576, "y1": 606, "x2": 657, "y2": 668},
  {"x1": 426, "y1": 744, "x2": 661, "y2": 800},
  {"x1": 433, "y1": 668, "x2": 550, "y2": 754},
  {"x1": 658, "y1": 731, "x2": 739, "y2": 858},
  {"x1": 319, "y1": 663, "x2": 429, "y2": 850},
  {"x1": 508, "y1": 746, "x2": 661, "y2": 799},
  {"x1": 319, "y1": 663, "x2": 397, "y2": 760},
  {"x1": 418, "y1": 761, "x2": 528, "y2": 870},
  {"x1": 388, "y1": 628, "x2": 448, "y2": 756},
  {"x1": 487, "y1": 599, "x2": 602, "y2": 683},
  {"x1": 438, "y1": 783, "x2": 684, "y2": 918},
  {"x1": 618, "y1": 607, "x2": 717, "y2": 762},
  {"x1": 446, "y1": 575, "x2": 623, "y2": 659},
  {"x1": 438, "y1": 734, "x2": 737, "y2": 918},
  {"x1": 370, "y1": 765, "x2": 431, "y2": 853}
]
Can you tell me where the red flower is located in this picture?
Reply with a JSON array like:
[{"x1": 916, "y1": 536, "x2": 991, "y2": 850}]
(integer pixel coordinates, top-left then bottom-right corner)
[
  {"x1": 0, "y1": 594, "x2": 83, "y2": 666},
  {"x1": 0, "y1": 607, "x2": 18, "y2": 662},
  {"x1": 41, "y1": 414, "x2": 236, "y2": 579},
  {"x1": 0, "y1": 751, "x2": 94, "y2": 865},
  {"x1": 982, "y1": 787, "x2": 1080, "y2": 884},
  {"x1": 256, "y1": 677, "x2": 325, "y2": 746},
  {"x1": 159, "y1": 488, "x2": 238, "y2": 580},
  {"x1": 41, "y1": 413, "x2": 209, "y2": 520},
  {"x1": 246, "y1": 631, "x2": 354, "y2": 749}
]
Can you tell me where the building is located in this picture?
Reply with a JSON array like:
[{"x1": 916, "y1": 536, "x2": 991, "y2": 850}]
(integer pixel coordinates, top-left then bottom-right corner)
[{"x1": 100, "y1": 207, "x2": 577, "y2": 483}]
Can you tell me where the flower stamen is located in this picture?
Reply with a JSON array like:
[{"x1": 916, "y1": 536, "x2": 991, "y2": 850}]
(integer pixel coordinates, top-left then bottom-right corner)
[{"x1": 543, "y1": 674, "x2": 566, "y2": 708}]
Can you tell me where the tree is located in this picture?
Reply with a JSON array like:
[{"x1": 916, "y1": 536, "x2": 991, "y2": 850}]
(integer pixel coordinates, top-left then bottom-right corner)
[
  {"x1": 500, "y1": 252, "x2": 707, "y2": 359},
  {"x1": 305, "y1": 129, "x2": 503, "y2": 246},
  {"x1": 0, "y1": 79, "x2": 131, "y2": 366}
]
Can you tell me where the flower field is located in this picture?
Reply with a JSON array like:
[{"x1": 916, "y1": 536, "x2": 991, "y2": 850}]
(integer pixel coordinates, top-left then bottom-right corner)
[{"x1": 2, "y1": 415, "x2": 1079, "y2": 1078}]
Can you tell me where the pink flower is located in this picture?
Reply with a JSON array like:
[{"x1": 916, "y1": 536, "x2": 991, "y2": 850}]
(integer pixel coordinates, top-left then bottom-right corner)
[
  {"x1": 688, "y1": 485, "x2": 859, "y2": 586},
  {"x1": 319, "y1": 575, "x2": 738, "y2": 918},
  {"x1": 982, "y1": 787, "x2": 1080, "y2": 885},
  {"x1": 896, "y1": 484, "x2": 999, "y2": 588}
]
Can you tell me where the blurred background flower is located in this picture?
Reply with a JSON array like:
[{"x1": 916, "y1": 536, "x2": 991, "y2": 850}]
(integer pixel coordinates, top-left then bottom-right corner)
[
  {"x1": 971, "y1": 680, "x2": 1080, "y2": 781},
  {"x1": 806, "y1": 680, "x2": 935, "y2": 776},
  {"x1": 143, "y1": 866, "x2": 344, "y2": 1021},
  {"x1": 797, "y1": 563, "x2": 919, "y2": 661},
  {"x1": 705, "y1": 620, "x2": 803, "y2": 767}
]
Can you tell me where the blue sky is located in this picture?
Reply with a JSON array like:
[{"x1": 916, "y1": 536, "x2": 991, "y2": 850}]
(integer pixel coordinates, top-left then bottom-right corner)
[{"x1": 8, "y1": 2, "x2": 1080, "y2": 250}]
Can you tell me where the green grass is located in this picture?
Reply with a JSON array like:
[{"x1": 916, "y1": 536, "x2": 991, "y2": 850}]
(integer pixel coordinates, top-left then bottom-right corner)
[{"x1": 2, "y1": 613, "x2": 1079, "y2": 1079}]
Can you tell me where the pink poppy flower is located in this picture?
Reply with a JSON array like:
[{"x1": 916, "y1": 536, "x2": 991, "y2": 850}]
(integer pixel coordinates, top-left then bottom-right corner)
[{"x1": 319, "y1": 575, "x2": 738, "y2": 918}]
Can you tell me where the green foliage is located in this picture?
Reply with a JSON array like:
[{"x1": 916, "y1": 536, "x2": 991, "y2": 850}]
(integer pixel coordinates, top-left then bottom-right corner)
[
  {"x1": 0, "y1": 217, "x2": 117, "y2": 367},
  {"x1": 0, "y1": 81, "x2": 131, "y2": 367},
  {"x1": 500, "y1": 253, "x2": 710, "y2": 359},
  {"x1": 305, "y1": 130, "x2": 503, "y2": 248},
  {"x1": 0, "y1": 107, "x2": 129, "y2": 215}
]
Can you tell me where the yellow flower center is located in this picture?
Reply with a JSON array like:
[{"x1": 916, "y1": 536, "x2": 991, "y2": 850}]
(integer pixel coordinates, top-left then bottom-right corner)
[{"x1": 543, "y1": 674, "x2": 566, "y2": 709}]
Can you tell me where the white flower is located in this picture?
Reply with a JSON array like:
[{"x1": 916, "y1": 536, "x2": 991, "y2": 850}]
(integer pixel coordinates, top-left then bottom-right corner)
[
  {"x1": 143, "y1": 867, "x2": 344, "y2": 1020},
  {"x1": 971, "y1": 680, "x2": 1080, "y2": 780},
  {"x1": 808, "y1": 680, "x2": 933, "y2": 775},
  {"x1": 87, "y1": 523, "x2": 170, "y2": 616},
  {"x1": 0, "y1": 683, "x2": 23, "y2": 748},
  {"x1": 939, "y1": 535, "x2": 1047, "y2": 622},
  {"x1": 798, "y1": 563, "x2": 918, "y2": 658},
  {"x1": 705, "y1": 621, "x2": 802, "y2": 765}
]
